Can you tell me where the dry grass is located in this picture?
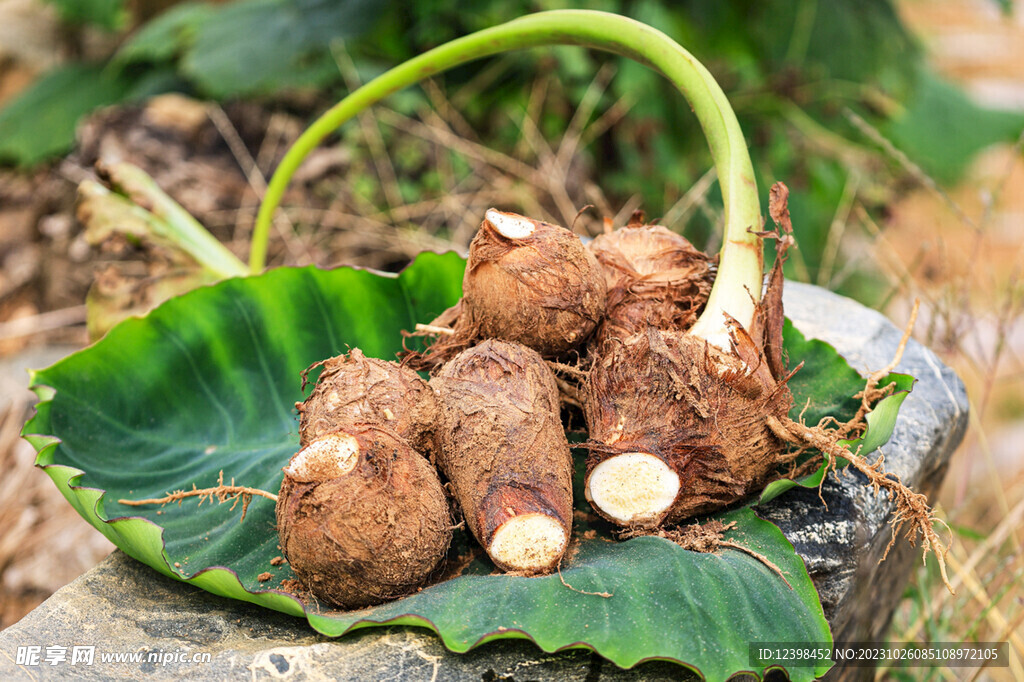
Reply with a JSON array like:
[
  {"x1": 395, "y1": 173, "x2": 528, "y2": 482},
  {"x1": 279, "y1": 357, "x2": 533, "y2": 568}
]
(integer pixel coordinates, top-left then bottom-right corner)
[
  {"x1": 858, "y1": 132, "x2": 1024, "y2": 680},
  {"x1": 865, "y1": 3, "x2": 1024, "y2": 678}
]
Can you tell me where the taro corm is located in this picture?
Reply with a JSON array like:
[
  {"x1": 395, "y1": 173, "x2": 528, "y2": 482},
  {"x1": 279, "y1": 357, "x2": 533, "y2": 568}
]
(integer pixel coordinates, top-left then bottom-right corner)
[
  {"x1": 587, "y1": 210, "x2": 715, "y2": 350},
  {"x1": 582, "y1": 208, "x2": 792, "y2": 526},
  {"x1": 431, "y1": 339, "x2": 574, "y2": 574},
  {"x1": 298, "y1": 348, "x2": 438, "y2": 456},
  {"x1": 407, "y1": 209, "x2": 606, "y2": 367},
  {"x1": 275, "y1": 427, "x2": 452, "y2": 608}
]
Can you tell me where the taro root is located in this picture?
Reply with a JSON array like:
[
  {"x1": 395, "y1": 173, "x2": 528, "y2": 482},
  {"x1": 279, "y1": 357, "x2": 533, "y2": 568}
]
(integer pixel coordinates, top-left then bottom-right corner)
[
  {"x1": 588, "y1": 212, "x2": 715, "y2": 349},
  {"x1": 431, "y1": 339, "x2": 573, "y2": 573},
  {"x1": 464, "y1": 210, "x2": 605, "y2": 355},
  {"x1": 583, "y1": 326, "x2": 792, "y2": 527},
  {"x1": 408, "y1": 209, "x2": 606, "y2": 368},
  {"x1": 276, "y1": 427, "x2": 452, "y2": 608},
  {"x1": 583, "y1": 186, "x2": 795, "y2": 527},
  {"x1": 297, "y1": 348, "x2": 437, "y2": 456},
  {"x1": 582, "y1": 185, "x2": 951, "y2": 599}
]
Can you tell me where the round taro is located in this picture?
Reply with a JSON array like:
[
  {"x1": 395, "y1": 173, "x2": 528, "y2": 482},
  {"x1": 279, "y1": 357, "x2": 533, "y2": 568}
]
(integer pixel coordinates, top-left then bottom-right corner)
[
  {"x1": 462, "y1": 209, "x2": 606, "y2": 356},
  {"x1": 276, "y1": 428, "x2": 452, "y2": 608},
  {"x1": 588, "y1": 217, "x2": 714, "y2": 349}
]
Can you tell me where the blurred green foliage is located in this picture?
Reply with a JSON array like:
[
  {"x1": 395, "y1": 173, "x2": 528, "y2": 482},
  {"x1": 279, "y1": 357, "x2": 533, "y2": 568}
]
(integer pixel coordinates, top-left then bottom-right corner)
[
  {"x1": 886, "y1": 69, "x2": 1024, "y2": 185},
  {"x1": 0, "y1": 64, "x2": 135, "y2": 163},
  {"x1": 4, "y1": 0, "x2": 1023, "y2": 301},
  {"x1": 46, "y1": 0, "x2": 128, "y2": 30},
  {"x1": 142, "y1": 0, "x2": 379, "y2": 97}
]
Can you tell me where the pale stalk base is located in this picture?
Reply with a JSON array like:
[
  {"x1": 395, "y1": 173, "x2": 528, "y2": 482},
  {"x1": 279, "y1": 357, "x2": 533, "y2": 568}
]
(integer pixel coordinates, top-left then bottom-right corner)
[{"x1": 586, "y1": 452, "x2": 680, "y2": 527}]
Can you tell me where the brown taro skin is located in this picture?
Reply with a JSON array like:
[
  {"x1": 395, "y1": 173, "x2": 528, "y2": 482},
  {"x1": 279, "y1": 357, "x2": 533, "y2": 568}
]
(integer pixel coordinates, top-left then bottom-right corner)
[
  {"x1": 297, "y1": 348, "x2": 437, "y2": 456},
  {"x1": 462, "y1": 210, "x2": 606, "y2": 356},
  {"x1": 583, "y1": 328, "x2": 793, "y2": 525},
  {"x1": 587, "y1": 217, "x2": 714, "y2": 350},
  {"x1": 431, "y1": 339, "x2": 574, "y2": 573},
  {"x1": 276, "y1": 427, "x2": 452, "y2": 609}
]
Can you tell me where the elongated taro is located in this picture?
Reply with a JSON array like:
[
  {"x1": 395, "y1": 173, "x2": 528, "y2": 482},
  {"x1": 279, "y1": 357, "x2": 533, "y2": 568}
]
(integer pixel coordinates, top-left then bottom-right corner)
[{"x1": 431, "y1": 339, "x2": 574, "y2": 573}]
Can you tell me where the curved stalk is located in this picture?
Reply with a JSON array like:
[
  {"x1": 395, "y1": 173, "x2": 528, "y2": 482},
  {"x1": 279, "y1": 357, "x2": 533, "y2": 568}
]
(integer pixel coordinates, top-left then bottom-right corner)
[{"x1": 251, "y1": 10, "x2": 763, "y2": 335}]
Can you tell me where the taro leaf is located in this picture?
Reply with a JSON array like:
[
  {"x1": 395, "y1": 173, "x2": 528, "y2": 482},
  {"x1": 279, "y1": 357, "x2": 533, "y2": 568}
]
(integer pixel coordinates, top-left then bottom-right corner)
[
  {"x1": 113, "y1": 2, "x2": 217, "y2": 67},
  {"x1": 758, "y1": 322, "x2": 915, "y2": 505},
  {"x1": 783, "y1": 319, "x2": 864, "y2": 428},
  {"x1": 25, "y1": 251, "x2": 849, "y2": 677}
]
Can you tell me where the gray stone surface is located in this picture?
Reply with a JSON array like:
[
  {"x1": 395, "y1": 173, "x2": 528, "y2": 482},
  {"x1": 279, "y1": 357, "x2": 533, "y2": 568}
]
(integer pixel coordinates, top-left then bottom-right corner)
[{"x1": 0, "y1": 283, "x2": 967, "y2": 681}]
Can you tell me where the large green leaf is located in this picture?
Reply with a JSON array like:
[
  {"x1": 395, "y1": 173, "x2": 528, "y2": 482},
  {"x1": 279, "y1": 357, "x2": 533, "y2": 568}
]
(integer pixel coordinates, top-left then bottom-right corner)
[{"x1": 22, "y1": 251, "x2": 872, "y2": 677}]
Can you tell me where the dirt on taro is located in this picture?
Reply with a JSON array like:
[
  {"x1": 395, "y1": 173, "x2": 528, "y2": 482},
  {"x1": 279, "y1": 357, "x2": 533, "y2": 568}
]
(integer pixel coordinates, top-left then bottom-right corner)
[{"x1": 0, "y1": 2, "x2": 1022, "y2": 674}]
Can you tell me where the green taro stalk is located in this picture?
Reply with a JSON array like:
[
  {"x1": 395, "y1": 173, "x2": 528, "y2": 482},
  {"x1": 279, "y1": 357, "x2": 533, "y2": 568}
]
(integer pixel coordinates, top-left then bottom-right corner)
[{"x1": 251, "y1": 9, "x2": 765, "y2": 343}]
